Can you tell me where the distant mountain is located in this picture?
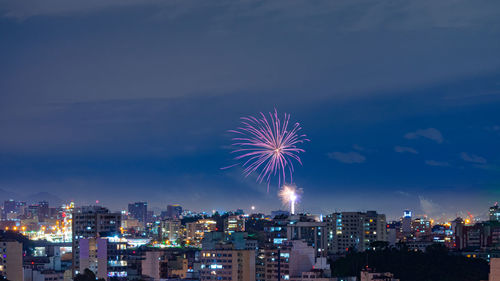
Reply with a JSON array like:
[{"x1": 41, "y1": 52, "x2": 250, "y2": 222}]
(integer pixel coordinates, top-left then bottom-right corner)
[
  {"x1": 22, "y1": 192, "x2": 63, "y2": 206},
  {"x1": 0, "y1": 188, "x2": 64, "y2": 207},
  {"x1": 0, "y1": 188, "x2": 20, "y2": 202}
]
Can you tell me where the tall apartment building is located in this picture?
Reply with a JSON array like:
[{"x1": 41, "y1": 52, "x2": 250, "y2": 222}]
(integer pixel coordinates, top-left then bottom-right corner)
[
  {"x1": 287, "y1": 215, "x2": 327, "y2": 259},
  {"x1": 186, "y1": 219, "x2": 217, "y2": 246},
  {"x1": 166, "y1": 205, "x2": 183, "y2": 219},
  {"x1": 72, "y1": 206, "x2": 121, "y2": 276},
  {"x1": 0, "y1": 240, "x2": 23, "y2": 281},
  {"x1": 401, "y1": 210, "x2": 412, "y2": 234},
  {"x1": 2, "y1": 200, "x2": 16, "y2": 220},
  {"x1": 161, "y1": 219, "x2": 181, "y2": 243},
  {"x1": 261, "y1": 240, "x2": 315, "y2": 281},
  {"x1": 78, "y1": 236, "x2": 128, "y2": 280},
  {"x1": 141, "y1": 250, "x2": 188, "y2": 280},
  {"x1": 200, "y1": 246, "x2": 255, "y2": 281},
  {"x1": 326, "y1": 211, "x2": 387, "y2": 254},
  {"x1": 224, "y1": 215, "x2": 245, "y2": 234},
  {"x1": 200, "y1": 232, "x2": 257, "y2": 281},
  {"x1": 491, "y1": 204, "x2": 500, "y2": 222},
  {"x1": 128, "y1": 202, "x2": 148, "y2": 224}
]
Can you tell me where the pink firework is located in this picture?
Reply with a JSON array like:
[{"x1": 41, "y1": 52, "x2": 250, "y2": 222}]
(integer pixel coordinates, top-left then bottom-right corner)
[{"x1": 225, "y1": 109, "x2": 309, "y2": 190}]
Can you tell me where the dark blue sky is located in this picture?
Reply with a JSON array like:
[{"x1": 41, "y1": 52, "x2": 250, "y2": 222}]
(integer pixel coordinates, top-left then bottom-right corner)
[{"x1": 1, "y1": 0, "x2": 500, "y2": 220}]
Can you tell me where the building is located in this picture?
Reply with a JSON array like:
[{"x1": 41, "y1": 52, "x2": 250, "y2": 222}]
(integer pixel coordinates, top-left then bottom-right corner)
[
  {"x1": 78, "y1": 236, "x2": 128, "y2": 280},
  {"x1": 411, "y1": 218, "x2": 432, "y2": 238},
  {"x1": 326, "y1": 211, "x2": 387, "y2": 254},
  {"x1": 0, "y1": 240, "x2": 23, "y2": 281},
  {"x1": 161, "y1": 219, "x2": 181, "y2": 243},
  {"x1": 287, "y1": 215, "x2": 327, "y2": 258},
  {"x1": 2, "y1": 200, "x2": 17, "y2": 220},
  {"x1": 224, "y1": 215, "x2": 245, "y2": 234},
  {"x1": 200, "y1": 244, "x2": 255, "y2": 281},
  {"x1": 72, "y1": 206, "x2": 122, "y2": 276},
  {"x1": 262, "y1": 240, "x2": 315, "y2": 281},
  {"x1": 491, "y1": 204, "x2": 500, "y2": 222},
  {"x1": 128, "y1": 202, "x2": 148, "y2": 224},
  {"x1": 38, "y1": 201, "x2": 50, "y2": 222},
  {"x1": 401, "y1": 210, "x2": 412, "y2": 234},
  {"x1": 186, "y1": 219, "x2": 217, "y2": 246},
  {"x1": 141, "y1": 250, "x2": 188, "y2": 280},
  {"x1": 166, "y1": 205, "x2": 183, "y2": 219},
  {"x1": 360, "y1": 269, "x2": 399, "y2": 281},
  {"x1": 490, "y1": 258, "x2": 500, "y2": 281}
]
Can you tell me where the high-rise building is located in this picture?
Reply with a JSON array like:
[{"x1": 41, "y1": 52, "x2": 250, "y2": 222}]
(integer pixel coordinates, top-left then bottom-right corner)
[
  {"x1": 166, "y1": 205, "x2": 183, "y2": 219},
  {"x1": 79, "y1": 236, "x2": 128, "y2": 280},
  {"x1": 401, "y1": 210, "x2": 412, "y2": 234},
  {"x1": 38, "y1": 201, "x2": 50, "y2": 222},
  {"x1": 412, "y1": 218, "x2": 432, "y2": 238},
  {"x1": 72, "y1": 206, "x2": 122, "y2": 276},
  {"x1": 0, "y1": 240, "x2": 23, "y2": 281},
  {"x1": 141, "y1": 251, "x2": 188, "y2": 280},
  {"x1": 326, "y1": 211, "x2": 387, "y2": 254},
  {"x1": 200, "y1": 234, "x2": 256, "y2": 281},
  {"x1": 128, "y1": 202, "x2": 148, "y2": 223},
  {"x1": 186, "y1": 219, "x2": 217, "y2": 246},
  {"x1": 161, "y1": 219, "x2": 181, "y2": 243},
  {"x1": 490, "y1": 204, "x2": 500, "y2": 222},
  {"x1": 2, "y1": 200, "x2": 16, "y2": 220},
  {"x1": 261, "y1": 240, "x2": 315, "y2": 281},
  {"x1": 287, "y1": 215, "x2": 327, "y2": 259},
  {"x1": 224, "y1": 215, "x2": 245, "y2": 234}
]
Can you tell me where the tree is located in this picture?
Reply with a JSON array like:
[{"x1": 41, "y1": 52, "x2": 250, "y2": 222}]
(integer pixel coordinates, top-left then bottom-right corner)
[
  {"x1": 74, "y1": 268, "x2": 105, "y2": 281},
  {"x1": 331, "y1": 244, "x2": 489, "y2": 281}
]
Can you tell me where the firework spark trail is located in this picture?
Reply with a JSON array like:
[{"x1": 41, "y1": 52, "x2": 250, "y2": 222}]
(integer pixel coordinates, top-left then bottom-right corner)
[
  {"x1": 224, "y1": 109, "x2": 309, "y2": 190},
  {"x1": 279, "y1": 185, "x2": 302, "y2": 214}
]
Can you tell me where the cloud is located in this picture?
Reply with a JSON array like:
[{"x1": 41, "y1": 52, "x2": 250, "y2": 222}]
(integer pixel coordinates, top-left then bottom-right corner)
[
  {"x1": 460, "y1": 152, "x2": 487, "y2": 164},
  {"x1": 352, "y1": 144, "x2": 365, "y2": 151},
  {"x1": 425, "y1": 160, "x2": 450, "y2": 167},
  {"x1": 405, "y1": 128, "x2": 443, "y2": 143},
  {"x1": 394, "y1": 146, "x2": 418, "y2": 154},
  {"x1": 328, "y1": 151, "x2": 366, "y2": 164},
  {"x1": 487, "y1": 125, "x2": 500, "y2": 132},
  {"x1": 419, "y1": 196, "x2": 441, "y2": 217},
  {"x1": 395, "y1": 190, "x2": 411, "y2": 197}
]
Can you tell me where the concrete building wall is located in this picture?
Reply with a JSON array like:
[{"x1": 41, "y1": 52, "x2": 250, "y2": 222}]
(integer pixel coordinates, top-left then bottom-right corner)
[
  {"x1": 491, "y1": 258, "x2": 500, "y2": 281},
  {"x1": 0, "y1": 240, "x2": 23, "y2": 281}
]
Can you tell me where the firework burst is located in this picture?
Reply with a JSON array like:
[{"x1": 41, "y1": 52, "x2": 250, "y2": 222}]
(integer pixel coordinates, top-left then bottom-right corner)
[
  {"x1": 224, "y1": 109, "x2": 309, "y2": 190},
  {"x1": 279, "y1": 184, "x2": 302, "y2": 214}
]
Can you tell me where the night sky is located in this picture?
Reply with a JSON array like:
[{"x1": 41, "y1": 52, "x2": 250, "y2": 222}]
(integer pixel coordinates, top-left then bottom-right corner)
[{"x1": 1, "y1": 0, "x2": 500, "y2": 221}]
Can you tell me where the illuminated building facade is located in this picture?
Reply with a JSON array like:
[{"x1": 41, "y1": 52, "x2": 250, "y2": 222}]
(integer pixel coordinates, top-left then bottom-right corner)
[
  {"x1": 326, "y1": 211, "x2": 387, "y2": 254},
  {"x1": 160, "y1": 219, "x2": 181, "y2": 243},
  {"x1": 72, "y1": 206, "x2": 121, "y2": 276},
  {"x1": 128, "y1": 202, "x2": 148, "y2": 224},
  {"x1": 141, "y1": 250, "x2": 188, "y2": 280},
  {"x1": 287, "y1": 215, "x2": 327, "y2": 259},
  {"x1": 186, "y1": 219, "x2": 217, "y2": 246},
  {"x1": 79, "y1": 237, "x2": 128, "y2": 280},
  {"x1": 401, "y1": 210, "x2": 412, "y2": 234},
  {"x1": 261, "y1": 240, "x2": 315, "y2": 281},
  {"x1": 224, "y1": 215, "x2": 245, "y2": 234},
  {"x1": 412, "y1": 218, "x2": 432, "y2": 238},
  {"x1": 200, "y1": 246, "x2": 255, "y2": 281},
  {"x1": 491, "y1": 204, "x2": 500, "y2": 222},
  {"x1": 166, "y1": 205, "x2": 183, "y2": 219},
  {"x1": 0, "y1": 240, "x2": 23, "y2": 281}
]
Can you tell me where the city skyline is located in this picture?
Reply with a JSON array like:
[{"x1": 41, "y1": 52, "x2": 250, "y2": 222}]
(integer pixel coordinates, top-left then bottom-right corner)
[{"x1": 1, "y1": 1, "x2": 500, "y2": 222}]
